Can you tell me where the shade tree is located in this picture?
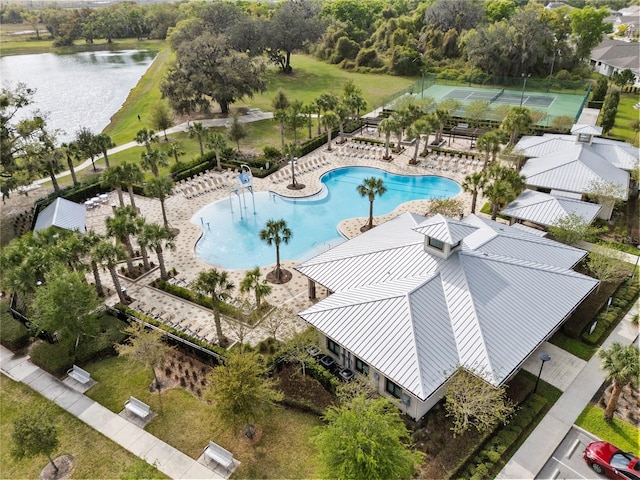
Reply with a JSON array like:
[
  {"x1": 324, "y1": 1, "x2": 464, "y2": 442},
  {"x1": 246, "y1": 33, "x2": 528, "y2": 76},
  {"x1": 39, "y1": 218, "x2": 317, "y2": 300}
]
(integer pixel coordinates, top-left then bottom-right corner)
[{"x1": 12, "y1": 406, "x2": 60, "y2": 475}]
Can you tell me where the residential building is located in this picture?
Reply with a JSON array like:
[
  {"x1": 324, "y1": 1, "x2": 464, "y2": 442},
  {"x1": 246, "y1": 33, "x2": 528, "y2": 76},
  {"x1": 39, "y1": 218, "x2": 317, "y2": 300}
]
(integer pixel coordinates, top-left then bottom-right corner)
[{"x1": 590, "y1": 37, "x2": 640, "y2": 87}]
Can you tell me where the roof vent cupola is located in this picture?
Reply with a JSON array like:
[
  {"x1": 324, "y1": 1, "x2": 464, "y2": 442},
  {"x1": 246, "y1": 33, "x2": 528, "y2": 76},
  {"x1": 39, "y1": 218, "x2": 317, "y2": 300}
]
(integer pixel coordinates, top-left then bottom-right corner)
[{"x1": 412, "y1": 214, "x2": 478, "y2": 260}]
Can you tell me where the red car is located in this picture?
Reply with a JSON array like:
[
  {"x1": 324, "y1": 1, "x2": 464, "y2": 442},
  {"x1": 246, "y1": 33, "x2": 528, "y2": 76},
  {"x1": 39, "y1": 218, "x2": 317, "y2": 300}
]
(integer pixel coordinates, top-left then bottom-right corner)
[{"x1": 583, "y1": 441, "x2": 640, "y2": 480}]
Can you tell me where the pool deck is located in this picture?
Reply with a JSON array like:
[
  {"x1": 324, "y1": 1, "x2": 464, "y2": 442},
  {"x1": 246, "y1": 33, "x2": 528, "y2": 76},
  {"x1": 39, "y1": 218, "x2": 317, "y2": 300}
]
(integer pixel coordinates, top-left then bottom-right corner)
[{"x1": 86, "y1": 135, "x2": 490, "y2": 347}]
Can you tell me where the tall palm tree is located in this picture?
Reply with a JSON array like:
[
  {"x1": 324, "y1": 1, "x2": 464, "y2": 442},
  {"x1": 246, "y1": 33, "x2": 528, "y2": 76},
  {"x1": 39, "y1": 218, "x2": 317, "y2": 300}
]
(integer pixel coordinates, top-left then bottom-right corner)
[
  {"x1": 420, "y1": 114, "x2": 439, "y2": 156},
  {"x1": 301, "y1": 103, "x2": 315, "y2": 140},
  {"x1": 101, "y1": 165, "x2": 126, "y2": 207},
  {"x1": 477, "y1": 131, "x2": 502, "y2": 170},
  {"x1": 462, "y1": 172, "x2": 486, "y2": 215},
  {"x1": 121, "y1": 161, "x2": 144, "y2": 210},
  {"x1": 140, "y1": 148, "x2": 168, "y2": 178},
  {"x1": 408, "y1": 119, "x2": 429, "y2": 165},
  {"x1": 81, "y1": 231, "x2": 106, "y2": 297},
  {"x1": 599, "y1": 342, "x2": 640, "y2": 422},
  {"x1": 194, "y1": 269, "x2": 235, "y2": 344},
  {"x1": 188, "y1": 122, "x2": 207, "y2": 157},
  {"x1": 145, "y1": 176, "x2": 174, "y2": 228},
  {"x1": 167, "y1": 141, "x2": 184, "y2": 164},
  {"x1": 259, "y1": 219, "x2": 292, "y2": 282},
  {"x1": 335, "y1": 102, "x2": 350, "y2": 144},
  {"x1": 105, "y1": 205, "x2": 139, "y2": 273},
  {"x1": 481, "y1": 165, "x2": 526, "y2": 220},
  {"x1": 240, "y1": 267, "x2": 272, "y2": 308},
  {"x1": 283, "y1": 143, "x2": 300, "y2": 188},
  {"x1": 378, "y1": 117, "x2": 397, "y2": 160},
  {"x1": 356, "y1": 177, "x2": 387, "y2": 231},
  {"x1": 135, "y1": 128, "x2": 158, "y2": 153},
  {"x1": 227, "y1": 113, "x2": 247, "y2": 152},
  {"x1": 93, "y1": 133, "x2": 115, "y2": 168},
  {"x1": 434, "y1": 108, "x2": 450, "y2": 145},
  {"x1": 76, "y1": 127, "x2": 99, "y2": 171},
  {"x1": 287, "y1": 99, "x2": 304, "y2": 144},
  {"x1": 138, "y1": 223, "x2": 176, "y2": 280},
  {"x1": 321, "y1": 111, "x2": 339, "y2": 151},
  {"x1": 501, "y1": 106, "x2": 533, "y2": 146},
  {"x1": 93, "y1": 240, "x2": 127, "y2": 304},
  {"x1": 272, "y1": 90, "x2": 290, "y2": 149},
  {"x1": 206, "y1": 131, "x2": 227, "y2": 171},
  {"x1": 60, "y1": 142, "x2": 80, "y2": 187}
]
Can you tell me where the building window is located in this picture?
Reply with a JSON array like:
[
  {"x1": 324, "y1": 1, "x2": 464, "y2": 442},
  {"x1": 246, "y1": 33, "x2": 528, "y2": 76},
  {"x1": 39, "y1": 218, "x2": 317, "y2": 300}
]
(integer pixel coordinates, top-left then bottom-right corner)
[
  {"x1": 385, "y1": 378, "x2": 402, "y2": 398},
  {"x1": 577, "y1": 133, "x2": 591, "y2": 143},
  {"x1": 355, "y1": 357, "x2": 369, "y2": 375},
  {"x1": 327, "y1": 338, "x2": 340, "y2": 355},
  {"x1": 428, "y1": 237, "x2": 445, "y2": 250}
]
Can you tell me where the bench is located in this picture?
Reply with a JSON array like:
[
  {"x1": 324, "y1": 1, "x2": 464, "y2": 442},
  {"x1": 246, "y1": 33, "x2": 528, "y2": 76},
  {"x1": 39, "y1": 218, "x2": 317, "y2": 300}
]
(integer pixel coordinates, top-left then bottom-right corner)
[
  {"x1": 124, "y1": 396, "x2": 151, "y2": 419},
  {"x1": 67, "y1": 364, "x2": 91, "y2": 384},
  {"x1": 203, "y1": 441, "x2": 234, "y2": 470}
]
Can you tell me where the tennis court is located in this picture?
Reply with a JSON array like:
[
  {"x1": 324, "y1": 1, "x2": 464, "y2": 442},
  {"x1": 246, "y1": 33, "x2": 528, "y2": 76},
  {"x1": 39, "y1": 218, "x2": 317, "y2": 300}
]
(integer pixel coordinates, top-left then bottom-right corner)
[{"x1": 416, "y1": 84, "x2": 588, "y2": 126}]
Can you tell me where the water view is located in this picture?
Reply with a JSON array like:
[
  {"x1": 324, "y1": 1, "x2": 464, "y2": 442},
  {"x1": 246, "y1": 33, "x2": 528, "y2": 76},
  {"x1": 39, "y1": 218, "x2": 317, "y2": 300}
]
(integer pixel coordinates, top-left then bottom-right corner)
[
  {"x1": 193, "y1": 167, "x2": 461, "y2": 270},
  {"x1": 0, "y1": 50, "x2": 156, "y2": 144}
]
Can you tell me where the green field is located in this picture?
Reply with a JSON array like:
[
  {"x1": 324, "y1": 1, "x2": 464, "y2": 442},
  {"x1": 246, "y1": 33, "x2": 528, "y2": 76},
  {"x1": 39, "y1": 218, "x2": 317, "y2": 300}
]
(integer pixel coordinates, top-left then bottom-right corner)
[
  {"x1": 0, "y1": 375, "x2": 166, "y2": 479},
  {"x1": 610, "y1": 92, "x2": 640, "y2": 146},
  {"x1": 576, "y1": 405, "x2": 640, "y2": 453}
]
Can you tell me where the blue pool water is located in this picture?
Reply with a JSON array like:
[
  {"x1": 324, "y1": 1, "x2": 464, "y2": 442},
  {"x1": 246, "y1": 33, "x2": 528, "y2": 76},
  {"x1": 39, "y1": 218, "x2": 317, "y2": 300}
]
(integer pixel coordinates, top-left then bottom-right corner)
[{"x1": 192, "y1": 167, "x2": 460, "y2": 269}]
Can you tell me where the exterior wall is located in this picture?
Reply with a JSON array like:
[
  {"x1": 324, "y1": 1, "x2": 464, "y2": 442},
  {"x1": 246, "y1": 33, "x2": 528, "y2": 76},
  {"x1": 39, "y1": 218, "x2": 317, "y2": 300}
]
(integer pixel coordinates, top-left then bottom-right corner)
[{"x1": 315, "y1": 331, "x2": 444, "y2": 420}]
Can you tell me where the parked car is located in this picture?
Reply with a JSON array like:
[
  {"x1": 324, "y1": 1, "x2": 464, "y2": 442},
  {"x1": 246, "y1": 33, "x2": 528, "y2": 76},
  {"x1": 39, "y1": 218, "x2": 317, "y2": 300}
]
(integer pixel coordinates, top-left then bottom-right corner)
[{"x1": 583, "y1": 441, "x2": 640, "y2": 480}]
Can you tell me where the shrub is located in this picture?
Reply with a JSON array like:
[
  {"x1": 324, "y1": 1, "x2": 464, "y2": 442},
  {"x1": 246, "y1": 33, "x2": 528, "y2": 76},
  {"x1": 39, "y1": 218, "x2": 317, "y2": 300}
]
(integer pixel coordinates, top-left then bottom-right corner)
[
  {"x1": 0, "y1": 312, "x2": 30, "y2": 350},
  {"x1": 29, "y1": 342, "x2": 73, "y2": 376}
]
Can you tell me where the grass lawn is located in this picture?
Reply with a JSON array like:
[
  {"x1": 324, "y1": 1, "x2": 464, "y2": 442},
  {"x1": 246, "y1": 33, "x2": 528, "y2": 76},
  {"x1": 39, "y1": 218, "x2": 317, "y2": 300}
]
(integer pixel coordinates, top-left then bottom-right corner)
[
  {"x1": 85, "y1": 356, "x2": 324, "y2": 479},
  {"x1": 0, "y1": 375, "x2": 166, "y2": 479},
  {"x1": 549, "y1": 330, "x2": 597, "y2": 361},
  {"x1": 576, "y1": 405, "x2": 640, "y2": 453},
  {"x1": 610, "y1": 92, "x2": 640, "y2": 146}
]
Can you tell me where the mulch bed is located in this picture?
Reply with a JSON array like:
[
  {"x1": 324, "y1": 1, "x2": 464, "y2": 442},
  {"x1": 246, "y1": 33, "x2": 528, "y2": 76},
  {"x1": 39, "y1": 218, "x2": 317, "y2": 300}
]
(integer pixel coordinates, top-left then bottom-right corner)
[
  {"x1": 594, "y1": 381, "x2": 640, "y2": 427},
  {"x1": 39, "y1": 455, "x2": 74, "y2": 480},
  {"x1": 274, "y1": 365, "x2": 336, "y2": 412}
]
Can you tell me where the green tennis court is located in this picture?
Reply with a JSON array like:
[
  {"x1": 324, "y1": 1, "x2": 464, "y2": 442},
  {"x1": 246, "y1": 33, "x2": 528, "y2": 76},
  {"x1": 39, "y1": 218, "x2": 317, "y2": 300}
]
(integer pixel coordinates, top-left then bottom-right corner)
[{"x1": 418, "y1": 84, "x2": 588, "y2": 126}]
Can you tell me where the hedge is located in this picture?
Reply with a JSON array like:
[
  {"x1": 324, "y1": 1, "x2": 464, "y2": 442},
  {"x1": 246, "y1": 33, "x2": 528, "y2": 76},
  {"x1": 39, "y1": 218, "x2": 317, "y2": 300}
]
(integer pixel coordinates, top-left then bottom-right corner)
[
  {"x1": 581, "y1": 278, "x2": 640, "y2": 345},
  {"x1": 153, "y1": 279, "x2": 242, "y2": 319},
  {"x1": 0, "y1": 310, "x2": 30, "y2": 351}
]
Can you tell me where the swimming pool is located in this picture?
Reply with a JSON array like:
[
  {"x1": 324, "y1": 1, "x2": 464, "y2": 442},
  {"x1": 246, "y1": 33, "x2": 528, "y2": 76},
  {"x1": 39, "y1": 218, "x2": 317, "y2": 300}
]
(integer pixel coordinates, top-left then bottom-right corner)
[{"x1": 192, "y1": 166, "x2": 461, "y2": 270}]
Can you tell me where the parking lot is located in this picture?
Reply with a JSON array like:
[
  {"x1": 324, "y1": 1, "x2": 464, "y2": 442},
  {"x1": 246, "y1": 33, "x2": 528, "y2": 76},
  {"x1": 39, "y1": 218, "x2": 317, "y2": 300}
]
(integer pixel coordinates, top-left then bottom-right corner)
[{"x1": 537, "y1": 426, "x2": 602, "y2": 479}]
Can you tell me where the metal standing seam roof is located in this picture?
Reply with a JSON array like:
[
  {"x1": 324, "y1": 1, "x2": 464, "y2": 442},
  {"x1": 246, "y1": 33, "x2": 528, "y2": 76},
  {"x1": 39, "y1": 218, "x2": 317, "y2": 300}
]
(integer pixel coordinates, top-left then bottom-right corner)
[
  {"x1": 412, "y1": 214, "x2": 479, "y2": 244},
  {"x1": 520, "y1": 144, "x2": 629, "y2": 200},
  {"x1": 33, "y1": 198, "x2": 86, "y2": 233},
  {"x1": 571, "y1": 124, "x2": 603, "y2": 136},
  {"x1": 501, "y1": 189, "x2": 602, "y2": 227},
  {"x1": 296, "y1": 213, "x2": 599, "y2": 402}
]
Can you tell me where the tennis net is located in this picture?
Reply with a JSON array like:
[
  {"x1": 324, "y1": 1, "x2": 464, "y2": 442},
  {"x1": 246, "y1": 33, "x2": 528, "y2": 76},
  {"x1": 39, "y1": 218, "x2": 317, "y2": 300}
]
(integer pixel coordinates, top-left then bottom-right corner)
[{"x1": 489, "y1": 88, "x2": 505, "y2": 103}]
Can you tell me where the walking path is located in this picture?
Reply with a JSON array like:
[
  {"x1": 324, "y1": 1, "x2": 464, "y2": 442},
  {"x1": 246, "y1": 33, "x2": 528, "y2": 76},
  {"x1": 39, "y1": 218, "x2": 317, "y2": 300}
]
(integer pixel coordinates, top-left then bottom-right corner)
[
  {"x1": 497, "y1": 299, "x2": 639, "y2": 479},
  {"x1": 0, "y1": 346, "x2": 233, "y2": 480}
]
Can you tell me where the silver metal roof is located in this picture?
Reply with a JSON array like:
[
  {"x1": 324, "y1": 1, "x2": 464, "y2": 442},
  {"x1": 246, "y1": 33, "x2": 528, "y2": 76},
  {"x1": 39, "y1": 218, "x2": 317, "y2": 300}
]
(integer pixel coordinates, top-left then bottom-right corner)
[
  {"x1": 34, "y1": 198, "x2": 86, "y2": 233},
  {"x1": 520, "y1": 144, "x2": 629, "y2": 200},
  {"x1": 571, "y1": 124, "x2": 602, "y2": 135},
  {"x1": 501, "y1": 189, "x2": 602, "y2": 227},
  {"x1": 296, "y1": 213, "x2": 598, "y2": 401},
  {"x1": 412, "y1": 214, "x2": 479, "y2": 244}
]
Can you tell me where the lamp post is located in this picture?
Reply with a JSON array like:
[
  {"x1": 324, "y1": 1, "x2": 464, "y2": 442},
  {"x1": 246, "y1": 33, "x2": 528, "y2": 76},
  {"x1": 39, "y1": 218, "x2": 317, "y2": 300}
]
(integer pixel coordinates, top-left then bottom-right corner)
[
  {"x1": 534, "y1": 352, "x2": 551, "y2": 394},
  {"x1": 520, "y1": 73, "x2": 531, "y2": 107},
  {"x1": 546, "y1": 38, "x2": 558, "y2": 93}
]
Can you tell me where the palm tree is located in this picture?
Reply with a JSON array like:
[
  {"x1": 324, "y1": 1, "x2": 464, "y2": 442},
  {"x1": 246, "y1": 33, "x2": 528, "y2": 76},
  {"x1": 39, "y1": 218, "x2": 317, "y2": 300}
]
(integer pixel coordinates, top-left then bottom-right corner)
[
  {"x1": 139, "y1": 223, "x2": 176, "y2": 280},
  {"x1": 434, "y1": 108, "x2": 450, "y2": 145},
  {"x1": 408, "y1": 119, "x2": 429, "y2": 165},
  {"x1": 167, "y1": 141, "x2": 184, "y2": 164},
  {"x1": 599, "y1": 342, "x2": 640, "y2": 422},
  {"x1": 101, "y1": 165, "x2": 126, "y2": 207},
  {"x1": 321, "y1": 111, "x2": 339, "y2": 151},
  {"x1": 335, "y1": 102, "x2": 350, "y2": 144},
  {"x1": 193, "y1": 269, "x2": 235, "y2": 345},
  {"x1": 145, "y1": 176, "x2": 174, "y2": 228},
  {"x1": 462, "y1": 172, "x2": 486, "y2": 215},
  {"x1": 501, "y1": 107, "x2": 533, "y2": 146},
  {"x1": 206, "y1": 131, "x2": 227, "y2": 171},
  {"x1": 476, "y1": 131, "x2": 502, "y2": 170},
  {"x1": 391, "y1": 107, "x2": 415, "y2": 153},
  {"x1": 36, "y1": 147, "x2": 63, "y2": 194},
  {"x1": 121, "y1": 161, "x2": 144, "y2": 210},
  {"x1": 481, "y1": 165, "x2": 526, "y2": 220},
  {"x1": 188, "y1": 122, "x2": 207, "y2": 157},
  {"x1": 93, "y1": 133, "x2": 115, "y2": 168},
  {"x1": 76, "y1": 127, "x2": 99, "y2": 171},
  {"x1": 60, "y1": 142, "x2": 80, "y2": 187},
  {"x1": 135, "y1": 128, "x2": 158, "y2": 153},
  {"x1": 82, "y1": 231, "x2": 106, "y2": 297},
  {"x1": 378, "y1": 117, "x2": 397, "y2": 160},
  {"x1": 240, "y1": 267, "x2": 272, "y2": 308},
  {"x1": 420, "y1": 114, "x2": 439, "y2": 156},
  {"x1": 356, "y1": 177, "x2": 387, "y2": 231},
  {"x1": 105, "y1": 205, "x2": 139, "y2": 273},
  {"x1": 259, "y1": 219, "x2": 292, "y2": 282},
  {"x1": 301, "y1": 103, "x2": 315, "y2": 140},
  {"x1": 227, "y1": 113, "x2": 247, "y2": 152},
  {"x1": 93, "y1": 240, "x2": 127, "y2": 304},
  {"x1": 287, "y1": 99, "x2": 304, "y2": 143},
  {"x1": 272, "y1": 90, "x2": 290, "y2": 149},
  {"x1": 283, "y1": 143, "x2": 300, "y2": 188},
  {"x1": 140, "y1": 148, "x2": 168, "y2": 178}
]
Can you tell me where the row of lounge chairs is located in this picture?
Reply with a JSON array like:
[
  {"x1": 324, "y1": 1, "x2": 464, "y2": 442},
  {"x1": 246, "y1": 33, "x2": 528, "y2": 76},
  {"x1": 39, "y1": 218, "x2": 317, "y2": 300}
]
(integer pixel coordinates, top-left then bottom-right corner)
[
  {"x1": 415, "y1": 154, "x2": 484, "y2": 174},
  {"x1": 271, "y1": 156, "x2": 330, "y2": 183}
]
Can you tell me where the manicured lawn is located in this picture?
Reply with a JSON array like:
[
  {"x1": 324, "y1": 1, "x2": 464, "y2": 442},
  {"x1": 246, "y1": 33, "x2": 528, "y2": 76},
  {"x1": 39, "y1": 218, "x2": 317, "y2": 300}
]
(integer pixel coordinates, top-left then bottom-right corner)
[
  {"x1": 549, "y1": 330, "x2": 597, "y2": 361},
  {"x1": 85, "y1": 356, "x2": 324, "y2": 478},
  {"x1": 610, "y1": 92, "x2": 640, "y2": 146},
  {"x1": 0, "y1": 375, "x2": 166, "y2": 479},
  {"x1": 576, "y1": 405, "x2": 640, "y2": 453}
]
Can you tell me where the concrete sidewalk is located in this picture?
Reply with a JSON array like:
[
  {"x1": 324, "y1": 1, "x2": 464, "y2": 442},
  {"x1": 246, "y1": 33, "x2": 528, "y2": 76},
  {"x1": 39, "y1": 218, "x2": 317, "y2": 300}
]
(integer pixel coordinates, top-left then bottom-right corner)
[
  {"x1": 0, "y1": 346, "x2": 234, "y2": 480},
  {"x1": 497, "y1": 299, "x2": 639, "y2": 479}
]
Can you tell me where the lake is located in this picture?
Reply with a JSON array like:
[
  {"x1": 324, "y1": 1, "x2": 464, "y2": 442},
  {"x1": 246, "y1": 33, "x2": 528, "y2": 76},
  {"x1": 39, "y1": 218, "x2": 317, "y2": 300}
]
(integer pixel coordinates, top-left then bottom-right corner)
[{"x1": 0, "y1": 50, "x2": 157, "y2": 144}]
